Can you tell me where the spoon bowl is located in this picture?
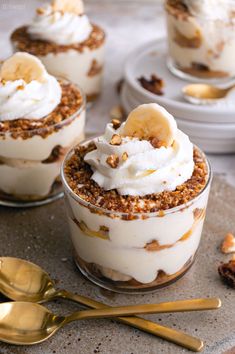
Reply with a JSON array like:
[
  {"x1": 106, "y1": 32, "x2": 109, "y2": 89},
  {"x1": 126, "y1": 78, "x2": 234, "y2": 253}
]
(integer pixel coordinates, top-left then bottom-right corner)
[
  {"x1": 182, "y1": 83, "x2": 233, "y2": 105},
  {"x1": 0, "y1": 257, "x2": 56, "y2": 302},
  {"x1": 0, "y1": 302, "x2": 65, "y2": 345}
]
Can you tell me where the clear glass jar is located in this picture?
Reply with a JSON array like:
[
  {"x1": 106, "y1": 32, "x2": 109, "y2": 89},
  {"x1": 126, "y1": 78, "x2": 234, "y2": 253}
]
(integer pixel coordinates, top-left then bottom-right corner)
[
  {"x1": 11, "y1": 26, "x2": 105, "y2": 104},
  {"x1": 165, "y1": 0, "x2": 235, "y2": 83},
  {"x1": 61, "y1": 141, "x2": 212, "y2": 293},
  {"x1": 0, "y1": 83, "x2": 86, "y2": 208}
]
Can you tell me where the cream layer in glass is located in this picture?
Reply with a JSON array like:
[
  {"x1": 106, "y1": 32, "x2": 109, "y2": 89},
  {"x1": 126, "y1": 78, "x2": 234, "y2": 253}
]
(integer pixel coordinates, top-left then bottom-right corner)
[
  {"x1": 36, "y1": 46, "x2": 105, "y2": 101},
  {"x1": 165, "y1": 0, "x2": 235, "y2": 80},
  {"x1": 62, "y1": 143, "x2": 211, "y2": 293},
  {"x1": 0, "y1": 103, "x2": 85, "y2": 203}
]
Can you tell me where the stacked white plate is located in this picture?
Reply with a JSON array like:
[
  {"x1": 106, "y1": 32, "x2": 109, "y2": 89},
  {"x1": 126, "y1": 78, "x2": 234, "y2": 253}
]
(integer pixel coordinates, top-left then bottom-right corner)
[{"x1": 121, "y1": 38, "x2": 235, "y2": 153}]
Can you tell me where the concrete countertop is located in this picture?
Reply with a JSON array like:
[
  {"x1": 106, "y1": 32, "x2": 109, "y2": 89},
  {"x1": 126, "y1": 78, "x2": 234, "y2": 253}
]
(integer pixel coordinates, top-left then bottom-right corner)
[{"x1": 0, "y1": 1, "x2": 235, "y2": 354}]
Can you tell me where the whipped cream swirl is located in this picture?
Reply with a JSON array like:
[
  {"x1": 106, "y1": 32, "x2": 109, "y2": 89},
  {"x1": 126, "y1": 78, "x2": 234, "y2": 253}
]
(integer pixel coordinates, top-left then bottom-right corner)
[
  {"x1": 85, "y1": 123, "x2": 195, "y2": 196},
  {"x1": 28, "y1": 5, "x2": 92, "y2": 45},
  {"x1": 0, "y1": 74, "x2": 61, "y2": 121}
]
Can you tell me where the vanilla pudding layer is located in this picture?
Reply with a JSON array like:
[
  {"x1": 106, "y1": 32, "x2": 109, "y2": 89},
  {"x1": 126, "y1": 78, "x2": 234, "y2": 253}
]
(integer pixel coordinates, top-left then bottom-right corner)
[
  {"x1": 0, "y1": 111, "x2": 85, "y2": 161},
  {"x1": 37, "y1": 47, "x2": 104, "y2": 98},
  {"x1": 0, "y1": 131, "x2": 84, "y2": 199},
  {"x1": 65, "y1": 185, "x2": 210, "y2": 284},
  {"x1": 166, "y1": 3, "x2": 235, "y2": 78}
]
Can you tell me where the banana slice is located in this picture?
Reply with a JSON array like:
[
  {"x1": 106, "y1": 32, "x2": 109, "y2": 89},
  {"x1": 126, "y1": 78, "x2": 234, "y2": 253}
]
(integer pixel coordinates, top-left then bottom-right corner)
[
  {"x1": 52, "y1": 0, "x2": 84, "y2": 15},
  {"x1": 0, "y1": 52, "x2": 47, "y2": 83},
  {"x1": 123, "y1": 103, "x2": 177, "y2": 147}
]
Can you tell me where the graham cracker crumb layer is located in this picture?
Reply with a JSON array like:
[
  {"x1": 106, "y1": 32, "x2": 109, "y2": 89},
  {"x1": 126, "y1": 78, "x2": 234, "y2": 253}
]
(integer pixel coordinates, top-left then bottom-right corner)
[
  {"x1": 64, "y1": 143, "x2": 209, "y2": 214},
  {"x1": 0, "y1": 80, "x2": 83, "y2": 139},
  {"x1": 11, "y1": 24, "x2": 105, "y2": 56}
]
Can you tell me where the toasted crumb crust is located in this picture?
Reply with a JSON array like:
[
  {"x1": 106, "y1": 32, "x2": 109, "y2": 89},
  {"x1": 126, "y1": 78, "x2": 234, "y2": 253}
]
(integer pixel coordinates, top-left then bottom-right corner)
[
  {"x1": 11, "y1": 24, "x2": 105, "y2": 56},
  {"x1": 64, "y1": 143, "x2": 209, "y2": 213},
  {"x1": 0, "y1": 81, "x2": 83, "y2": 139}
]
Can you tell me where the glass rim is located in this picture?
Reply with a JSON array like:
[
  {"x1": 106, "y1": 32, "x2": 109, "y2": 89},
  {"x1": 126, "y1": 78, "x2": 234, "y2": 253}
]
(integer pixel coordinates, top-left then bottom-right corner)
[
  {"x1": 61, "y1": 137, "x2": 212, "y2": 218},
  {"x1": 0, "y1": 78, "x2": 86, "y2": 136},
  {"x1": 165, "y1": 0, "x2": 235, "y2": 23}
]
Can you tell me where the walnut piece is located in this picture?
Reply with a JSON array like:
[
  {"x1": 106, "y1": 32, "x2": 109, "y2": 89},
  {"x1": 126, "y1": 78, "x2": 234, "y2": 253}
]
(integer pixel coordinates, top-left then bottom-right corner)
[
  {"x1": 111, "y1": 119, "x2": 121, "y2": 130},
  {"x1": 106, "y1": 155, "x2": 119, "y2": 168},
  {"x1": 110, "y1": 134, "x2": 122, "y2": 146},
  {"x1": 221, "y1": 233, "x2": 235, "y2": 254},
  {"x1": 218, "y1": 260, "x2": 235, "y2": 288},
  {"x1": 122, "y1": 152, "x2": 128, "y2": 161},
  {"x1": 138, "y1": 74, "x2": 164, "y2": 96},
  {"x1": 150, "y1": 137, "x2": 165, "y2": 148}
]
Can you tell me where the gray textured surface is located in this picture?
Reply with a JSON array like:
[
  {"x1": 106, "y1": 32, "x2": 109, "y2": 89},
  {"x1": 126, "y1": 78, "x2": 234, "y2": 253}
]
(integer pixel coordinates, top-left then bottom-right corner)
[
  {"x1": 0, "y1": 176, "x2": 235, "y2": 354},
  {"x1": 0, "y1": 1, "x2": 235, "y2": 353}
]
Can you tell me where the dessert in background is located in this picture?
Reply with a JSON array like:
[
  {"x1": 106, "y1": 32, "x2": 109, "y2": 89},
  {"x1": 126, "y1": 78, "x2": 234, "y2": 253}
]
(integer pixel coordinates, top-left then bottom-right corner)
[
  {"x1": 165, "y1": 0, "x2": 235, "y2": 81},
  {"x1": 0, "y1": 52, "x2": 85, "y2": 205},
  {"x1": 62, "y1": 102, "x2": 211, "y2": 292},
  {"x1": 11, "y1": 0, "x2": 105, "y2": 103}
]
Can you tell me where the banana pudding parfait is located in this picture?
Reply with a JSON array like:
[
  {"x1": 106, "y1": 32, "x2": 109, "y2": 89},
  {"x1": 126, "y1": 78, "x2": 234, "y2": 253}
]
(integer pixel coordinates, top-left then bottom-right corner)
[
  {"x1": 165, "y1": 0, "x2": 235, "y2": 82},
  {"x1": 11, "y1": 0, "x2": 105, "y2": 103},
  {"x1": 0, "y1": 52, "x2": 85, "y2": 207},
  {"x1": 62, "y1": 103, "x2": 211, "y2": 293}
]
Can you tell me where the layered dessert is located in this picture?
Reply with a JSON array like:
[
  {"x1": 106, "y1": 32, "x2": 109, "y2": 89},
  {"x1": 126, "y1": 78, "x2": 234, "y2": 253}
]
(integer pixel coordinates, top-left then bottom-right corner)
[
  {"x1": 0, "y1": 52, "x2": 85, "y2": 205},
  {"x1": 165, "y1": 0, "x2": 235, "y2": 81},
  {"x1": 11, "y1": 0, "x2": 105, "y2": 102},
  {"x1": 62, "y1": 103, "x2": 211, "y2": 292}
]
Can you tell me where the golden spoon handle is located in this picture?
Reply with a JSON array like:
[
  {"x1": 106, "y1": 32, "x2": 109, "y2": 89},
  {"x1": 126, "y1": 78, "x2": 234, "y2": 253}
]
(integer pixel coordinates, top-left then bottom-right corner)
[
  {"x1": 66, "y1": 298, "x2": 221, "y2": 322},
  {"x1": 59, "y1": 291, "x2": 203, "y2": 352}
]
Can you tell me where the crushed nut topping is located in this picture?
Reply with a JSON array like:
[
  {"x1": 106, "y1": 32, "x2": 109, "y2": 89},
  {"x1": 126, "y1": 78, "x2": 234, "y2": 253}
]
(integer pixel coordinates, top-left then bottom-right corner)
[
  {"x1": 0, "y1": 81, "x2": 83, "y2": 139},
  {"x1": 106, "y1": 154, "x2": 119, "y2": 168},
  {"x1": 64, "y1": 144, "x2": 208, "y2": 214},
  {"x1": 11, "y1": 25, "x2": 105, "y2": 56},
  {"x1": 111, "y1": 119, "x2": 121, "y2": 130},
  {"x1": 122, "y1": 152, "x2": 128, "y2": 161},
  {"x1": 221, "y1": 233, "x2": 235, "y2": 254},
  {"x1": 218, "y1": 260, "x2": 235, "y2": 289},
  {"x1": 138, "y1": 74, "x2": 164, "y2": 96},
  {"x1": 110, "y1": 134, "x2": 122, "y2": 146}
]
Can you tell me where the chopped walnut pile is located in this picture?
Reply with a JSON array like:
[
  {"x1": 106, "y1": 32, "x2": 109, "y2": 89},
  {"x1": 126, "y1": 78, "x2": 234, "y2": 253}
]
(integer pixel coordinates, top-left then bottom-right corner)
[
  {"x1": 138, "y1": 74, "x2": 164, "y2": 96},
  {"x1": 218, "y1": 260, "x2": 235, "y2": 289}
]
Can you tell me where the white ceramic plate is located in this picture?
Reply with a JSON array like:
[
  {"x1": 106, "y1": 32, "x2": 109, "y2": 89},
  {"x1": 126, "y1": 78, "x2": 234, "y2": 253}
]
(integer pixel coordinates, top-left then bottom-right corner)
[
  {"x1": 121, "y1": 83, "x2": 235, "y2": 153},
  {"x1": 124, "y1": 38, "x2": 235, "y2": 124}
]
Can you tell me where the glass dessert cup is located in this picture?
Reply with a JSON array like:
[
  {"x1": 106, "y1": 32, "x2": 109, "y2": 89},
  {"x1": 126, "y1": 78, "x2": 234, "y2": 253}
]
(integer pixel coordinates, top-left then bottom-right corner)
[
  {"x1": 61, "y1": 140, "x2": 212, "y2": 294},
  {"x1": 165, "y1": 0, "x2": 235, "y2": 83},
  {"x1": 0, "y1": 83, "x2": 86, "y2": 208},
  {"x1": 10, "y1": 25, "x2": 105, "y2": 104}
]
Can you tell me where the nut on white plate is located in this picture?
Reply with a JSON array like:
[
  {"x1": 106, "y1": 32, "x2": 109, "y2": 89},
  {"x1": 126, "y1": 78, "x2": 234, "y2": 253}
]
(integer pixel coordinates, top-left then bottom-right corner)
[
  {"x1": 51, "y1": 0, "x2": 84, "y2": 15},
  {"x1": 0, "y1": 52, "x2": 46, "y2": 83},
  {"x1": 123, "y1": 103, "x2": 177, "y2": 147}
]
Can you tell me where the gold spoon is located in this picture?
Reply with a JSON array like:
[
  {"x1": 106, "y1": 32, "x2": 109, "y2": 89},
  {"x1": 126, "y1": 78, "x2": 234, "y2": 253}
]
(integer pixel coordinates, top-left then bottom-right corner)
[
  {"x1": 0, "y1": 300, "x2": 221, "y2": 346},
  {"x1": 182, "y1": 83, "x2": 235, "y2": 105},
  {"x1": 0, "y1": 258, "x2": 220, "y2": 351}
]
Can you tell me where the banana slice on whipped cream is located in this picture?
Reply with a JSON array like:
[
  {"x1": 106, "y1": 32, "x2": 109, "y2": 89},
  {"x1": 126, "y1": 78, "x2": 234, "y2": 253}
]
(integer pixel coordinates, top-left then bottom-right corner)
[
  {"x1": 123, "y1": 103, "x2": 177, "y2": 147},
  {"x1": 0, "y1": 52, "x2": 47, "y2": 83},
  {"x1": 51, "y1": 0, "x2": 84, "y2": 15}
]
